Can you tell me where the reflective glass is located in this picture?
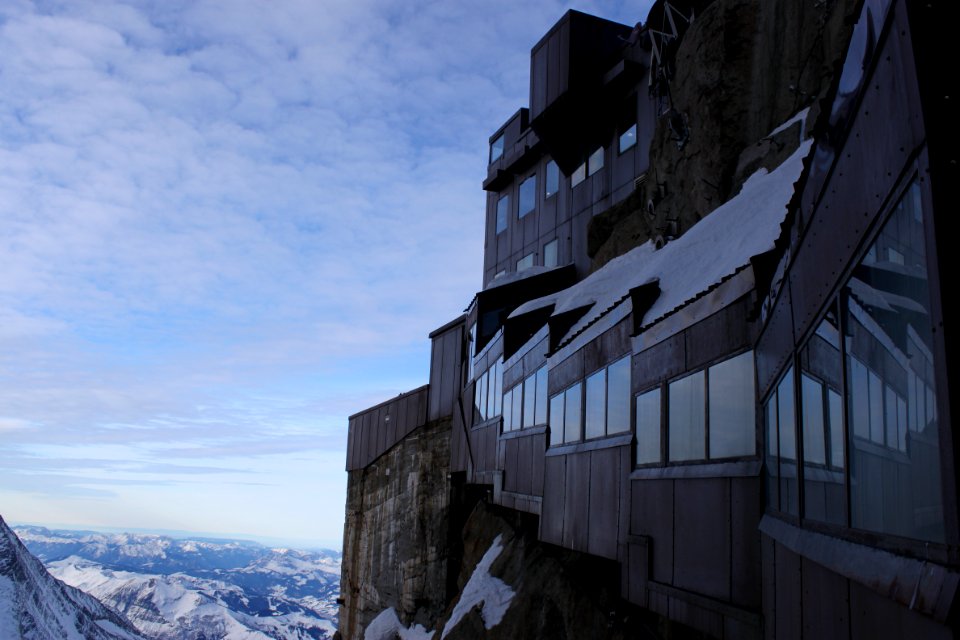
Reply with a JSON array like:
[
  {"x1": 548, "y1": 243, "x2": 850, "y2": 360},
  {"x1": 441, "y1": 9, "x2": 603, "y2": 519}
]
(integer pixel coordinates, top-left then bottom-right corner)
[
  {"x1": 571, "y1": 163, "x2": 586, "y2": 187},
  {"x1": 516, "y1": 253, "x2": 534, "y2": 271},
  {"x1": 777, "y1": 367, "x2": 799, "y2": 515},
  {"x1": 519, "y1": 175, "x2": 536, "y2": 217},
  {"x1": 669, "y1": 371, "x2": 705, "y2": 461},
  {"x1": 523, "y1": 375, "x2": 536, "y2": 429},
  {"x1": 512, "y1": 383, "x2": 523, "y2": 430},
  {"x1": 543, "y1": 239, "x2": 558, "y2": 268},
  {"x1": 564, "y1": 383, "x2": 582, "y2": 443},
  {"x1": 545, "y1": 160, "x2": 559, "y2": 198},
  {"x1": 619, "y1": 124, "x2": 637, "y2": 153},
  {"x1": 708, "y1": 351, "x2": 755, "y2": 458},
  {"x1": 636, "y1": 388, "x2": 661, "y2": 464},
  {"x1": 585, "y1": 369, "x2": 606, "y2": 440},
  {"x1": 588, "y1": 147, "x2": 604, "y2": 175},
  {"x1": 490, "y1": 134, "x2": 504, "y2": 163},
  {"x1": 607, "y1": 357, "x2": 631, "y2": 434},
  {"x1": 502, "y1": 387, "x2": 513, "y2": 431},
  {"x1": 496, "y1": 195, "x2": 509, "y2": 234},
  {"x1": 534, "y1": 367, "x2": 548, "y2": 426},
  {"x1": 549, "y1": 393, "x2": 564, "y2": 446},
  {"x1": 491, "y1": 360, "x2": 502, "y2": 417}
]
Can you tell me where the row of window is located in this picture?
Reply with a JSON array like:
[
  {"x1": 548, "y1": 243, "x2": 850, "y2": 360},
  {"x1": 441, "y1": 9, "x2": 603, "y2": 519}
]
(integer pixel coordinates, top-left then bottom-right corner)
[
  {"x1": 494, "y1": 122, "x2": 637, "y2": 234},
  {"x1": 473, "y1": 359, "x2": 503, "y2": 423},
  {"x1": 549, "y1": 357, "x2": 631, "y2": 446},
  {"x1": 635, "y1": 350, "x2": 756, "y2": 464},
  {"x1": 503, "y1": 366, "x2": 548, "y2": 431},
  {"x1": 765, "y1": 178, "x2": 944, "y2": 543}
]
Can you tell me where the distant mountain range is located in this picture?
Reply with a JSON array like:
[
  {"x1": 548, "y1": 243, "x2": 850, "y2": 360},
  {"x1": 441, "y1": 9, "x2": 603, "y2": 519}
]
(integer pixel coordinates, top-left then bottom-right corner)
[
  {"x1": 0, "y1": 515, "x2": 144, "y2": 639},
  {"x1": 11, "y1": 523, "x2": 341, "y2": 640}
]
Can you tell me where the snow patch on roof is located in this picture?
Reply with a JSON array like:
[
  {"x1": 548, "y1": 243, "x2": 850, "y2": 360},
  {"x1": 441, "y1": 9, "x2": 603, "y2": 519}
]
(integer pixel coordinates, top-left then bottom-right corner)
[
  {"x1": 440, "y1": 534, "x2": 515, "y2": 638},
  {"x1": 514, "y1": 138, "x2": 813, "y2": 356}
]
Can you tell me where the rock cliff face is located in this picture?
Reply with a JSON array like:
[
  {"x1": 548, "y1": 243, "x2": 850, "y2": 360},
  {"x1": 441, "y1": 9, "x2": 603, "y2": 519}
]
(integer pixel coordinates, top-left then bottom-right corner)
[
  {"x1": 338, "y1": 418, "x2": 454, "y2": 640},
  {"x1": 589, "y1": 0, "x2": 858, "y2": 268}
]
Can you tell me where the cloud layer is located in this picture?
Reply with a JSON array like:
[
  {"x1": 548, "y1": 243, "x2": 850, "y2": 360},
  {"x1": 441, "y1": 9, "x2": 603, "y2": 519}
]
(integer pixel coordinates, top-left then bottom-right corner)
[{"x1": 0, "y1": 0, "x2": 648, "y2": 545}]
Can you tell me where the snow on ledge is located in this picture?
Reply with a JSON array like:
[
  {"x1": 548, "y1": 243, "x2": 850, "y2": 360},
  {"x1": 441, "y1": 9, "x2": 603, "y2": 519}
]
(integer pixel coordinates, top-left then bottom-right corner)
[
  {"x1": 364, "y1": 607, "x2": 434, "y2": 640},
  {"x1": 440, "y1": 534, "x2": 515, "y2": 639},
  {"x1": 513, "y1": 137, "x2": 813, "y2": 359}
]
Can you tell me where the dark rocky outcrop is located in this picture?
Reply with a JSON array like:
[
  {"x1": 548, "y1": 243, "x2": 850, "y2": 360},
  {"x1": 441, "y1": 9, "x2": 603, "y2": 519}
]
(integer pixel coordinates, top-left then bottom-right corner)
[{"x1": 590, "y1": 0, "x2": 858, "y2": 269}]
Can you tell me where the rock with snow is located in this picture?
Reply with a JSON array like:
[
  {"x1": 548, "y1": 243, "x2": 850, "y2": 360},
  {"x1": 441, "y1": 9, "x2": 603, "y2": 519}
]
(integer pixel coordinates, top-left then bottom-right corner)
[{"x1": 0, "y1": 515, "x2": 145, "y2": 640}]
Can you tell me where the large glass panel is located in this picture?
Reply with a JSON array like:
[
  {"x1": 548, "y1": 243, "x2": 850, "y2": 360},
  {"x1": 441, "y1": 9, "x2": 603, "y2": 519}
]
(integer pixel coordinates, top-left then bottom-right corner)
[
  {"x1": 549, "y1": 393, "x2": 564, "y2": 446},
  {"x1": 519, "y1": 175, "x2": 536, "y2": 218},
  {"x1": 512, "y1": 382, "x2": 523, "y2": 430},
  {"x1": 491, "y1": 360, "x2": 502, "y2": 417},
  {"x1": 534, "y1": 367, "x2": 548, "y2": 426},
  {"x1": 571, "y1": 162, "x2": 586, "y2": 187},
  {"x1": 523, "y1": 375, "x2": 536, "y2": 429},
  {"x1": 844, "y1": 179, "x2": 943, "y2": 542},
  {"x1": 588, "y1": 147, "x2": 604, "y2": 175},
  {"x1": 545, "y1": 160, "x2": 559, "y2": 198},
  {"x1": 502, "y1": 387, "x2": 514, "y2": 431},
  {"x1": 496, "y1": 195, "x2": 509, "y2": 234},
  {"x1": 669, "y1": 371, "x2": 705, "y2": 461},
  {"x1": 607, "y1": 357, "x2": 631, "y2": 434},
  {"x1": 801, "y1": 374, "x2": 826, "y2": 465},
  {"x1": 708, "y1": 351, "x2": 755, "y2": 458},
  {"x1": 543, "y1": 239, "x2": 558, "y2": 268},
  {"x1": 516, "y1": 253, "x2": 534, "y2": 272},
  {"x1": 777, "y1": 367, "x2": 799, "y2": 516},
  {"x1": 636, "y1": 388, "x2": 661, "y2": 464},
  {"x1": 765, "y1": 396, "x2": 780, "y2": 511},
  {"x1": 619, "y1": 124, "x2": 637, "y2": 153},
  {"x1": 490, "y1": 134, "x2": 504, "y2": 163},
  {"x1": 476, "y1": 369, "x2": 487, "y2": 421},
  {"x1": 564, "y1": 383, "x2": 582, "y2": 443},
  {"x1": 585, "y1": 369, "x2": 606, "y2": 440}
]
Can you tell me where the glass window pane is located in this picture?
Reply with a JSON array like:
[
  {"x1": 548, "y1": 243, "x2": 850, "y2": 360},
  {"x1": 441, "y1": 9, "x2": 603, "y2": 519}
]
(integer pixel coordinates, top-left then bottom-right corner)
[
  {"x1": 844, "y1": 180, "x2": 943, "y2": 542},
  {"x1": 777, "y1": 366, "x2": 799, "y2": 516},
  {"x1": 496, "y1": 195, "x2": 509, "y2": 234},
  {"x1": 519, "y1": 175, "x2": 536, "y2": 217},
  {"x1": 523, "y1": 375, "x2": 536, "y2": 429},
  {"x1": 765, "y1": 396, "x2": 780, "y2": 511},
  {"x1": 502, "y1": 388, "x2": 513, "y2": 431},
  {"x1": 607, "y1": 357, "x2": 631, "y2": 434},
  {"x1": 543, "y1": 239, "x2": 558, "y2": 268},
  {"x1": 571, "y1": 163, "x2": 586, "y2": 187},
  {"x1": 476, "y1": 369, "x2": 487, "y2": 421},
  {"x1": 564, "y1": 383, "x2": 582, "y2": 443},
  {"x1": 669, "y1": 371, "x2": 705, "y2": 461},
  {"x1": 549, "y1": 393, "x2": 564, "y2": 446},
  {"x1": 512, "y1": 383, "x2": 523, "y2": 430},
  {"x1": 585, "y1": 369, "x2": 606, "y2": 440},
  {"x1": 619, "y1": 124, "x2": 637, "y2": 153},
  {"x1": 849, "y1": 356, "x2": 870, "y2": 438},
  {"x1": 534, "y1": 367, "x2": 548, "y2": 426},
  {"x1": 516, "y1": 253, "x2": 534, "y2": 271},
  {"x1": 801, "y1": 374, "x2": 826, "y2": 465},
  {"x1": 491, "y1": 360, "x2": 502, "y2": 417},
  {"x1": 490, "y1": 134, "x2": 504, "y2": 163},
  {"x1": 545, "y1": 160, "x2": 559, "y2": 198},
  {"x1": 708, "y1": 351, "x2": 755, "y2": 458},
  {"x1": 636, "y1": 388, "x2": 661, "y2": 464},
  {"x1": 828, "y1": 389, "x2": 844, "y2": 468},
  {"x1": 588, "y1": 147, "x2": 604, "y2": 175}
]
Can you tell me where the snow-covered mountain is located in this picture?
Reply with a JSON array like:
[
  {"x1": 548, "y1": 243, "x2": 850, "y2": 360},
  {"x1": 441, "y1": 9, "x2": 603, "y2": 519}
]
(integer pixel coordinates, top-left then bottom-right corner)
[
  {"x1": 0, "y1": 515, "x2": 145, "y2": 640},
  {"x1": 14, "y1": 525, "x2": 340, "y2": 640}
]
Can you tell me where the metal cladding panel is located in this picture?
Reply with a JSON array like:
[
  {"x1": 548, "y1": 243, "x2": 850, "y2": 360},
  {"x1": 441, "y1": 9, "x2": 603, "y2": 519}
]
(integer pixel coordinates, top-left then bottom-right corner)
[
  {"x1": 541, "y1": 455, "x2": 566, "y2": 545},
  {"x1": 517, "y1": 435, "x2": 534, "y2": 495},
  {"x1": 632, "y1": 332, "x2": 686, "y2": 393},
  {"x1": 417, "y1": 388, "x2": 428, "y2": 426},
  {"x1": 521, "y1": 337, "x2": 549, "y2": 377},
  {"x1": 539, "y1": 191, "x2": 558, "y2": 237},
  {"x1": 612, "y1": 148, "x2": 635, "y2": 195},
  {"x1": 774, "y1": 543, "x2": 802, "y2": 640},
  {"x1": 562, "y1": 452, "x2": 590, "y2": 551},
  {"x1": 583, "y1": 334, "x2": 603, "y2": 375},
  {"x1": 440, "y1": 328, "x2": 462, "y2": 421},
  {"x1": 630, "y1": 478, "x2": 674, "y2": 583},
  {"x1": 360, "y1": 412, "x2": 373, "y2": 467},
  {"x1": 673, "y1": 478, "x2": 730, "y2": 602},
  {"x1": 347, "y1": 417, "x2": 358, "y2": 470},
  {"x1": 685, "y1": 297, "x2": 751, "y2": 371},
  {"x1": 587, "y1": 447, "x2": 620, "y2": 559},
  {"x1": 800, "y1": 557, "x2": 849, "y2": 639},
  {"x1": 504, "y1": 438, "x2": 519, "y2": 493},
  {"x1": 531, "y1": 45, "x2": 548, "y2": 116},
  {"x1": 428, "y1": 335, "x2": 444, "y2": 419},
  {"x1": 756, "y1": 281, "x2": 795, "y2": 399},
  {"x1": 602, "y1": 318, "x2": 631, "y2": 360},
  {"x1": 406, "y1": 393, "x2": 421, "y2": 438},
  {"x1": 374, "y1": 408, "x2": 386, "y2": 462},
  {"x1": 730, "y1": 477, "x2": 762, "y2": 608},
  {"x1": 761, "y1": 535, "x2": 776, "y2": 640},
  {"x1": 532, "y1": 433, "x2": 546, "y2": 496},
  {"x1": 669, "y1": 598, "x2": 724, "y2": 639},
  {"x1": 549, "y1": 350, "x2": 583, "y2": 396},
  {"x1": 450, "y1": 402, "x2": 467, "y2": 473},
  {"x1": 849, "y1": 578, "x2": 951, "y2": 640}
]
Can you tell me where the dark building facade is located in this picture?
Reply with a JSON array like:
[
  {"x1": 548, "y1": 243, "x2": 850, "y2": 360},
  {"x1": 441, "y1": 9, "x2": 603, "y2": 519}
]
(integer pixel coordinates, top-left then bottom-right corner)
[{"x1": 340, "y1": 1, "x2": 958, "y2": 638}]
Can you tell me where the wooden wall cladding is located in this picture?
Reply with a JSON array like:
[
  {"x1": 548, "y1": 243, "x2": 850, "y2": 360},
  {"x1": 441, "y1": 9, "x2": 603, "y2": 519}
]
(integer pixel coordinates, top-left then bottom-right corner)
[{"x1": 346, "y1": 385, "x2": 429, "y2": 471}]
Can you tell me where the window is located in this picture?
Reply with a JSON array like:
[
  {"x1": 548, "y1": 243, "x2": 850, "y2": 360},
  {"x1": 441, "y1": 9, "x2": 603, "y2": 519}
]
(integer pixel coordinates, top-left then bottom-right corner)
[
  {"x1": 467, "y1": 322, "x2": 476, "y2": 381},
  {"x1": 619, "y1": 124, "x2": 637, "y2": 153},
  {"x1": 495, "y1": 195, "x2": 509, "y2": 234},
  {"x1": 516, "y1": 253, "x2": 534, "y2": 272},
  {"x1": 551, "y1": 357, "x2": 630, "y2": 445},
  {"x1": 640, "y1": 351, "x2": 756, "y2": 465},
  {"x1": 518, "y1": 175, "x2": 536, "y2": 218},
  {"x1": 588, "y1": 147, "x2": 604, "y2": 175},
  {"x1": 473, "y1": 360, "x2": 502, "y2": 424},
  {"x1": 490, "y1": 134, "x2": 504, "y2": 163},
  {"x1": 545, "y1": 160, "x2": 559, "y2": 198},
  {"x1": 543, "y1": 239, "x2": 558, "y2": 268},
  {"x1": 571, "y1": 162, "x2": 586, "y2": 187},
  {"x1": 765, "y1": 366, "x2": 799, "y2": 516},
  {"x1": 503, "y1": 366, "x2": 547, "y2": 434},
  {"x1": 636, "y1": 388, "x2": 661, "y2": 464}
]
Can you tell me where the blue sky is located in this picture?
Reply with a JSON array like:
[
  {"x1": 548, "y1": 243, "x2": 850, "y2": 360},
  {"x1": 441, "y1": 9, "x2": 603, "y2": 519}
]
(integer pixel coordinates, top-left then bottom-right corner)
[{"x1": 0, "y1": 0, "x2": 651, "y2": 549}]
